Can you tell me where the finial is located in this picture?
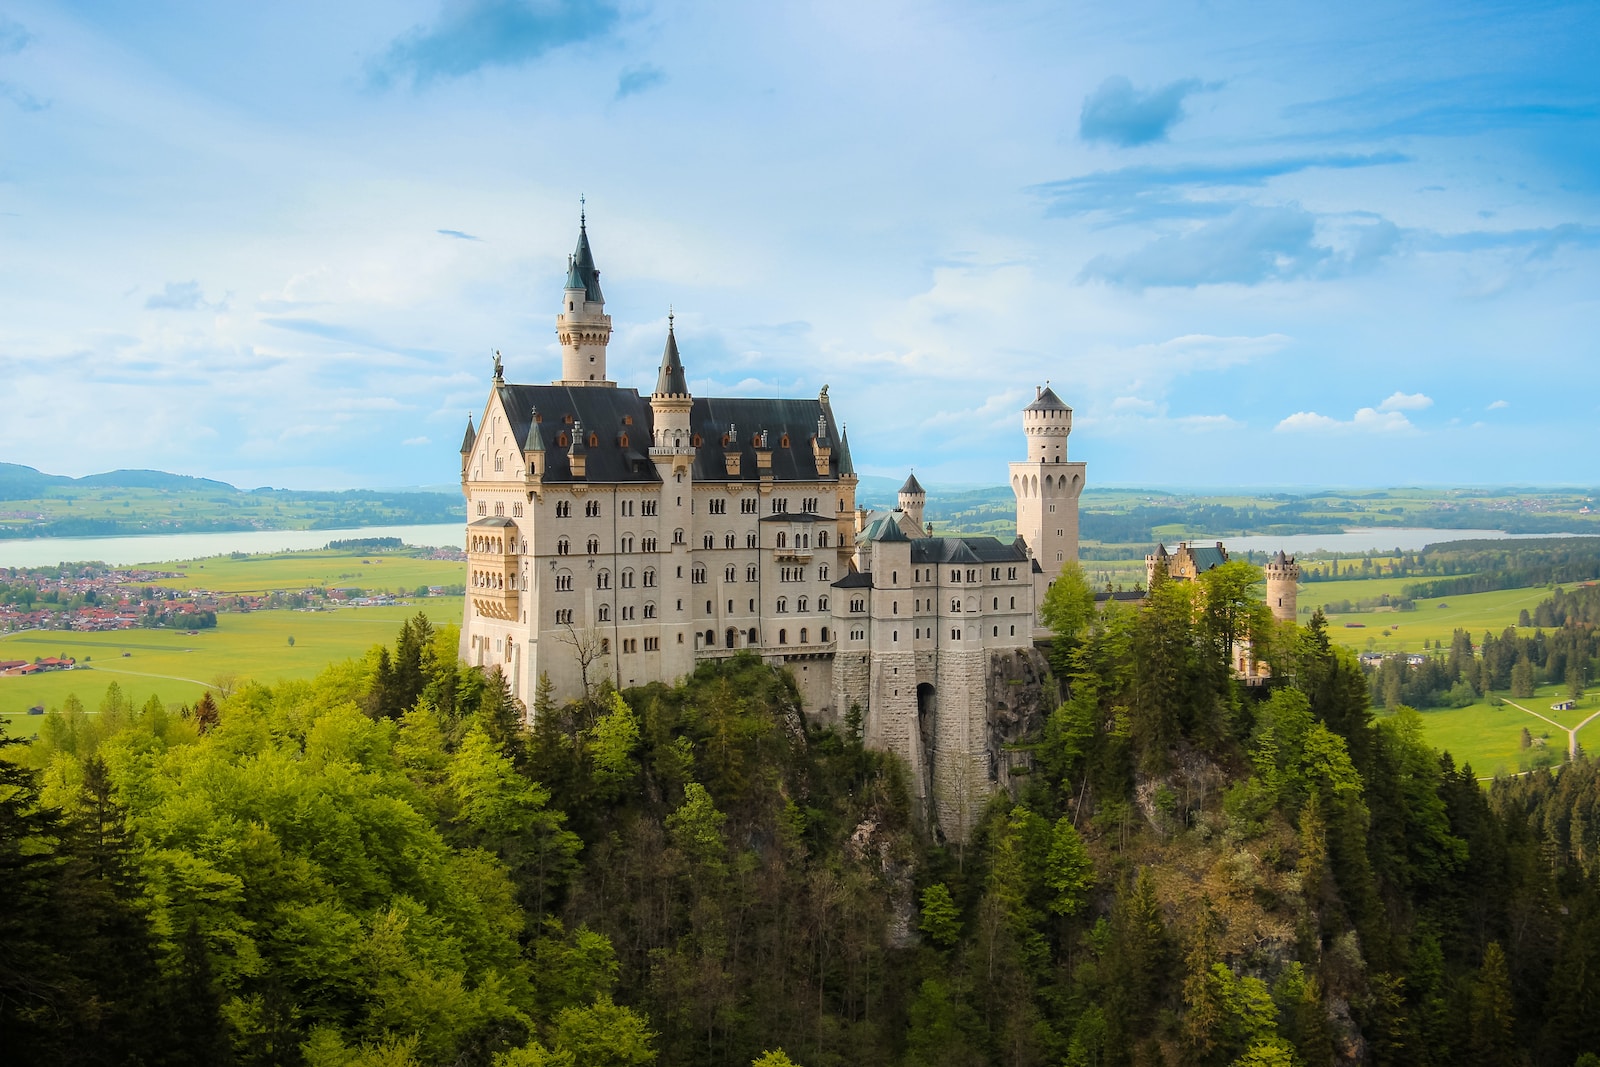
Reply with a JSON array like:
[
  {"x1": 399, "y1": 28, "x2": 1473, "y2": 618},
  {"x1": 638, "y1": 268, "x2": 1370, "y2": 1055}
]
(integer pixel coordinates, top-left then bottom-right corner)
[
  {"x1": 579, "y1": 193, "x2": 585, "y2": 226},
  {"x1": 668, "y1": 305, "x2": 674, "y2": 332}
]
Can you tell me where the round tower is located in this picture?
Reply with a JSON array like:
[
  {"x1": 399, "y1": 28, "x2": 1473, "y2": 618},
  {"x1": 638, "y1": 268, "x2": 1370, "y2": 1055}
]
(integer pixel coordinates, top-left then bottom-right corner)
[
  {"x1": 1265, "y1": 550, "x2": 1300, "y2": 623},
  {"x1": 556, "y1": 212, "x2": 614, "y2": 386},
  {"x1": 898, "y1": 471, "x2": 925, "y2": 528},
  {"x1": 1009, "y1": 384, "x2": 1087, "y2": 586}
]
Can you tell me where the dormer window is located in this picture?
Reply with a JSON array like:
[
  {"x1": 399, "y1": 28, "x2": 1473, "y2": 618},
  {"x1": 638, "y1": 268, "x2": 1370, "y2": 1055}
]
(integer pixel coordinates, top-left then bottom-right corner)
[
  {"x1": 779, "y1": 434, "x2": 790, "y2": 448},
  {"x1": 564, "y1": 414, "x2": 574, "y2": 425},
  {"x1": 557, "y1": 433, "x2": 569, "y2": 448},
  {"x1": 588, "y1": 432, "x2": 599, "y2": 448}
]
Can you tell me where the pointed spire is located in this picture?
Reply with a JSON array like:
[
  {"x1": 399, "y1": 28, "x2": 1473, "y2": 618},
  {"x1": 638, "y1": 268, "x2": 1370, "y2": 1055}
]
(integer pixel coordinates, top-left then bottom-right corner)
[
  {"x1": 460, "y1": 414, "x2": 476, "y2": 455},
  {"x1": 899, "y1": 471, "x2": 925, "y2": 496},
  {"x1": 654, "y1": 311, "x2": 688, "y2": 396},
  {"x1": 837, "y1": 424, "x2": 855, "y2": 475},
  {"x1": 570, "y1": 209, "x2": 603, "y2": 303}
]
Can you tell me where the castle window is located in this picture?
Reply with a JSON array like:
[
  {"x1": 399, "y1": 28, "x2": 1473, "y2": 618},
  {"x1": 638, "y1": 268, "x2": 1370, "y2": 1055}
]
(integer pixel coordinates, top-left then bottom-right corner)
[
  {"x1": 642, "y1": 500, "x2": 658, "y2": 516},
  {"x1": 703, "y1": 533, "x2": 714, "y2": 549},
  {"x1": 741, "y1": 499, "x2": 757, "y2": 514},
  {"x1": 642, "y1": 536, "x2": 657, "y2": 553},
  {"x1": 991, "y1": 567, "x2": 1000, "y2": 580},
  {"x1": 557, "y1": 433, "x2": 569, "y2": 448},
  {"x1": 818, "y1": 565, "x2": 828, "y2": 580},
  {"x1": 623, "y1": 638, "x2": 636, "y2": 653},
  {"x1": 993, "y1": 626, "x2": 999, "y2": 637},
  {"x1": 818, "y1": 531, "x2": 829, "y2": 548},
  {"x1": 797, "y1": 597, "x2": 808, "y2": 612},
  {"x1": 776, "y1": 532, "x2": 787, "y2": 548},
  {"x1": 557, "y1": 538, "x2": 570, "y2": 555},
  {"x1": 993, "y1": 597, "x2": 998, "y2": 610},
  {"x1": 850, "y1": 598, "x2": 864, "y2": 612},
  {"x1": 673, "y1": 529, "x2": 685, "y2": 545},
  {"x1": 748, "y1": 627, "x2": 759, "y2": 643},
  {"x1": 967, "y1": 569, "x2": 976, "y2": 583},
  {"x1": 705, "y1": 600, "x2": 712, "y2": 613},
  {"x1": 586, "y1": 500, "x2": 600, "y2": 517},
  {"x1": 556, "y1": 501, "x2": 571, "y2": 518},
  {"x1": 820, "y1": 627, "x2": 828, "y2": 641},
  {"x1": 1010, "y1": 596, "x2": 1015, "y2": 609},
  {"x1": 709, "y1": 499, "x2": 725, "y2": 515},
  {"x1": 1008, "y1": 567, "x2": 1017, "y2": 580},
  {"x1": 621, "y1": 536, "x2": 634, "y2": 552},
  {"x1": 891, "y1": 571, "x2": 897, "y2": 584},
  {"x1": 597, "y1": 570, "x2": 611, "y2": 589},
  {"x1": 600, "y1": 637, "x2": 609, "y2": 654},
  {"x1": 692, "y1": 566, "x2": 706, "y2": 584},
  {"x1": 477, "y1": 502, "x2": 487, "y2": 516},
  {"x1": 724, "y1": 532, "x2": 735, "y2": 548},
  {"x1": 619, "y1": 433, "x2": 629, "y2": 448},
  {"x1": 746, "y1": 533, "x2": 757, "y2": 548},
  {"x1": 799, "y1": 627, "x2": 808, "y2": 643},
  {"x1": 951, "y1": 628, "x2": 960, "y2": 640},
  {"x1": 555, "y1": 608, "x2": 574, "y2": 624},
  {"x1": 746, "y1": 564, "x2": 758, "y2": 581},
  {"x1": 588, "y1": 433, "x2": 599, "y2": 448},
  {"x1": 495, "y1": 502, "x2": 505, "y2": 516},
  {"x1": 777, "y1": 598, "x2": 788, "y2": 613},
  {"x1": 1010, "y1": 625, "x2": 1016, "y2": 636},
  {"x1": 555, "y1": 574, "x2": 573, "y2": 591},
  {"x1": 951, "y1": 599, "x2": 961, "y2": 612},
  {"x1": 818, "y1": 596, "x2": 828, "y2": 611},
  {"x1": 725, "y1": 565, "x2": 736, "y2": 581},
  {"x1": 644, "y1": 602, "x2": 656, "y2": 618},
  {"x1": 587, "y1": 537, "x2": 600, "y2": 554},
  {"x1": 749, "y1": 598, "x2": 755, "y2": 611},
  {"x1": 597, "y1": 605, "x2": 610, "y2": 621},
  {"x1": 513, "y1": 503, "x2": 523, "y2": 517},
  {"x1": 778, "y1": 628, "x2": 787, "y2": 644},
  {"x1": 644, "y1": 636, "x2": 659, "y2": 651},
  {"x1": 692, "y1": 434, "x2": 703, "y2": 447},
  {"x1": 705, "y1": 629, "x2": 715, "y2": 645},
  {"x1": 622, "y1": 500, "x2": 633, "y2": 516},
  {"x1": 779, "y1": 434, "x2": 790, "y2": 448},
  {"x1": 951, "y1": 569, "x2": 960, "y2": 582}
]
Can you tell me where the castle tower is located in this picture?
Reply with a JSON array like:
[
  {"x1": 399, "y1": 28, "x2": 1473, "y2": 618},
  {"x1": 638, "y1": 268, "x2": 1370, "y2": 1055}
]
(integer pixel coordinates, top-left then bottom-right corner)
[
  {"x1": 556, "y1": 213, "x2": 614, "y2": 386},
  {"x1": 649, "y1": 315, "x2": 697, "y2": 681},
  {"x1": 1265, "y1": 550, "x2": 1300, "y2": 623},
  {"x1": 1009, "y1": 385, "x2": 1086, "y2": 587},
  {"x1": 651, "y1": 313, "x2": 692, "y2": 449},
  {"x1": 898, "y1": 471, "x2": 925, "y2": 528}
]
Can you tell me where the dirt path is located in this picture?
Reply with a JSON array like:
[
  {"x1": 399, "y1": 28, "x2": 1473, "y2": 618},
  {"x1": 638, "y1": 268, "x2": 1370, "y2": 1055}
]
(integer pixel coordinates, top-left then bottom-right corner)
[
  {"x1": 83, "y1": 666, "x2": 217, "y2": 689},
  {"x1": 1503, "y1": 698, "x2": 1595, "y2": 761}
]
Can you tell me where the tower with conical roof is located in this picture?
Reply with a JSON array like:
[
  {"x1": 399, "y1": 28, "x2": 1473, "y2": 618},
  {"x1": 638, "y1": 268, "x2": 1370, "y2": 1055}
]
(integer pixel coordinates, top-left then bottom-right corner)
[
  {"x1": 898, "y1": 472, "x2": 926, "y2": 528},
  {"x1": 1265, "y1": 550, "x2": 1300, "y2": 623},
  {"x1": 556, "y1": 211, "x2": 614, "y2": 386},
  {"x1": 1009, "y1": 384, "x2": 1086, "y2": 592}
]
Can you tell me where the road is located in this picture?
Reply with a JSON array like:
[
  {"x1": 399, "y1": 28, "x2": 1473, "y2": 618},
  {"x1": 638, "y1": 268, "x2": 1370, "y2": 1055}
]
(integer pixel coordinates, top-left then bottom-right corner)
[{"x1": 1502, "y1": 698, "x2": 1600, "y2": 762}]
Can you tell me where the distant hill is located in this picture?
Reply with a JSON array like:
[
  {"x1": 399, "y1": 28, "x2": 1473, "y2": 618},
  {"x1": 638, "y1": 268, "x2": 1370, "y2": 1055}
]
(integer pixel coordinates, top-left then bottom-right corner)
[
  {"x1": 0, "y1": 462, "x2": 72, "y2": 500},
  {"x1": 74, "y1": 469, "x2": 241, "y2": 493}
]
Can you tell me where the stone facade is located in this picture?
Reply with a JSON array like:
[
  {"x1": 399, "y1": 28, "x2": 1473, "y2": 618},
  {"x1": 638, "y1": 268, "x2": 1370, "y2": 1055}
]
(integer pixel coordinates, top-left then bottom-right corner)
[{"x1": 459, "y1": 218, "x2": 1086, "y2": 840}]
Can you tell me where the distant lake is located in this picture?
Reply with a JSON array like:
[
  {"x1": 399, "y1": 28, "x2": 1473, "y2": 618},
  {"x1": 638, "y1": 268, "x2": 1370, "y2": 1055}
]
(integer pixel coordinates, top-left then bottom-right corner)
[
  {"x1": 1219, "y1": 528, "x2": 1598, "y2": 555},
  {"x1": 0, "y1": 523, "x2": 463, "y2": 569}
]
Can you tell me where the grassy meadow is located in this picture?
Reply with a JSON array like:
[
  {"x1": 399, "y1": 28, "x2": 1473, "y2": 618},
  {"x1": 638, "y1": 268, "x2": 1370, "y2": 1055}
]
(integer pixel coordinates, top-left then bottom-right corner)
[
  {"x1": 0, "y1": 597, "x2": 463, "y2": 736},
  {"x1": 1402, "y1": 683, "x2": 1600, "y2": 780},
  {"x1": 138, "y1": 549, "x2": 465, "y2": 595},
  {"x1": 1320, "y1": 585, "x2": 1556, "y2": 653}
]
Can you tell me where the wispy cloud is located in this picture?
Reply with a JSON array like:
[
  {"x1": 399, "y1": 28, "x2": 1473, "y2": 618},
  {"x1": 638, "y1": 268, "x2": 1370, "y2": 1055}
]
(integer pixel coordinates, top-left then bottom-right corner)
[
  {"x1": 437, "y1": 228, "x2": 480, "y2": 241},
  {"x1": 1081, "y1": 205, "x2": 1400, "y2": 289},
  {"x1": 373, "y1": 0, "x2": 620, "y2": 87},
  {"x1": 0, "y1": 15, "x2": 31, "y2": 55},
  {"x1": 616, "y1": 64, "x2": 665, "y2": 100},
  {"x1": 1378, "y1": 391, "x2": 1432, "y2": 412},
  {"x1": 1487, "y1": 399, "x2": 1510, "y2": 410},
  {"x1": 1275, "y1": 407, "x2": 1415, "y2": 434},
  {"x1": 402, "y1": 435, "x2": 431, "y2": 446},
  {"x1": 1079, "y1": 76, "x2": 1207, "y2": 147},
  {"x1": 1034, "y1": 153, "x2": 1408, "y2": 222},
  {"x1": 145, "y1": 281, "x2": 222, "y2": 311}
]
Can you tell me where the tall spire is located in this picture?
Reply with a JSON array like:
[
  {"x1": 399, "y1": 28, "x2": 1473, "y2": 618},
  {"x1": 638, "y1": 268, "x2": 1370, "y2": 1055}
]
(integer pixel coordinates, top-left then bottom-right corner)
[
  {"x1": 460, "y1": 414, "x2": 476, "y2": 455},
  {"x1": 570, "y1": 209, "x2": 603, "y2": 304},
  {"x1": 655, "y1": 310, "x2": 688, "y2": 396}
]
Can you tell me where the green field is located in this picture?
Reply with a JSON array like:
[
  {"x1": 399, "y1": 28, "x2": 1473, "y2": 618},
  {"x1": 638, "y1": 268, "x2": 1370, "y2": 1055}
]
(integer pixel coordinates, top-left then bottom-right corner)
[
  {"x1": 1322, "y1": 586, "x2": 1555, "y2": 653},
  {"x1": 1402, "y1": 683, "x2": 1599, "y2": 779},
  {"x1": 0, "y1": 597, "x2": 463, "y2": 735},
  {"x1": 138, "y1": 549, "x2": 465, "y2": 595}
]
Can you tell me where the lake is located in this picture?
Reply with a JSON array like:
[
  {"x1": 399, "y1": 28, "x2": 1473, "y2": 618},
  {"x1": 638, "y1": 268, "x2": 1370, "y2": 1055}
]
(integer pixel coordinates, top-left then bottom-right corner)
[
  {"x1": 1219, "y1": 528, "x2": 1596, "y2": 555},
  {"x1": 0, "y1": 523, "x2": 464, "y2": 568}
]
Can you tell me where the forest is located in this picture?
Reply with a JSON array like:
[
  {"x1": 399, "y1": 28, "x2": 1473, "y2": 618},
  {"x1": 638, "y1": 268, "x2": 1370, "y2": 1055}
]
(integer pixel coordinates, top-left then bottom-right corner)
[{"x1": 5, "y1": 565, "x2": 1600, "y2": 1066}]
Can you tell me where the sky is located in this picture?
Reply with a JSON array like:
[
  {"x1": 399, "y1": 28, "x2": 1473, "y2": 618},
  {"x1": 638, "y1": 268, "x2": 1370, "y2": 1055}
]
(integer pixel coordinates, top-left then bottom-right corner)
[{"x1": 0, "y1": 0, "x2": 1596, "y2": 491}]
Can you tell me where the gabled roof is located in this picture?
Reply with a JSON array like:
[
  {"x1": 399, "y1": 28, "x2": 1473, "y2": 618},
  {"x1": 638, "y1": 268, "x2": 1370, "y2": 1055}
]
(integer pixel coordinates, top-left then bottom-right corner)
[
  {"x1": 1177, "y1": 543, "x2": 1228, "y2": 572},
  {"x1": 909, "y1": 536, "x2": 1029, "y2": 565},
  {"x1": 899, "y1": 472, "x2": 924, "y2": 495},
  {"x1": 860, "y1": 514, "x2": 910, "y2": 542},
  {"x1": 833, "y1": 568, "x2": 873, "y2": 589},
  {"x1": 655, "y1": 326, "x2": 688, "y2": 396},
  {"x1": 690, "y1": 397, "x2": 845, "y2": 483},
  {"x1": 1025, "y1": 385, "x2": 1070, "y2": 412}
]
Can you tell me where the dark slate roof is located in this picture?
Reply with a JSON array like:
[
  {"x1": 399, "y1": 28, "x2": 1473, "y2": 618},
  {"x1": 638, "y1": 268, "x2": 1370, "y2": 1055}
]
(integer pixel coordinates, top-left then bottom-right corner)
[
  {"x1": 689, "y1": 396, "x2": 846, "y2": 483},
  {"x1": 836, "y1": 425, "x2": 855, "y2": 475},
  {"x1": 494, "y1": 384, "x2": 848, "y2": 485},
  {"x1": 1095, "y1": 590, "x2": 1145, "y2": 603},
  {"x1": 570, "y1": 221, "x2": 603, "y2": 303},
  {"x1": 833, "y1": 568, "x2": 873, "y2": 589},
  {"x1": 910, "y1": 536, "x2": 1029, "y2": 565},
  {"x1": 899, "y1": 472, "x2": 924, "y2": 495},
  {"x1": 862, "y1": 515, "x2": 910, "y2": 542},
  {"x1": 1025, "y1": 385, "x2": 1070, "y2": 412},
  {"x1": 760, "y1": 512, "x2": 830, "y2": 523},
  {"x1": 469, "y1": 516, "x2": 517, "y2": 528},
  {"x1": 655, "y1": 328, "x2": 688, "y2": 396},
  {"x1": 460, "y1": 415, "x2": 476, "y2": 454},
  {"x1": 1181, "y1": 543, "x2": 1229, "y2": 572}
]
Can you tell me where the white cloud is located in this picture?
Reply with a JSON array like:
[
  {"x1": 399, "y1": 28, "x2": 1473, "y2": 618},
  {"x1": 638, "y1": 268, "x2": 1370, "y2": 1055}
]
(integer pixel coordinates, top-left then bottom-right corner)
[
  {"x1": 1276, "y1": 407, "x2": 1414, "y2": 433},
  {"x1": 1487, "y1": 399, "x2": 1509, "y2": 410},
  {"x1": 402, "y1": 435, "x2": 431, "y2": 446},
  {"x1": 1110, "y1": 395, "x2": 1161, "y2": 414},
  {"x1": 1378, "y1": 391, "x2": 1432, "y2": 412}
]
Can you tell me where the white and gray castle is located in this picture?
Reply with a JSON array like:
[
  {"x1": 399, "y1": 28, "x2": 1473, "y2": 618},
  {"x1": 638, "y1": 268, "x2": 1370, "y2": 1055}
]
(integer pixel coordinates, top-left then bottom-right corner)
[{"x1": 460, "y1": 217, "x2": 1086, "y2": 835}]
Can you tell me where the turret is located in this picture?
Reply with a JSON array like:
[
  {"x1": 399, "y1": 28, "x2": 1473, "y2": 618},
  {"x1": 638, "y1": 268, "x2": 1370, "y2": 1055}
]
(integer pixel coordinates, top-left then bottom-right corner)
[
  {"x1": 555, "y1": 212, "x2": 614, "y2": 386},
  {"x1": 650, "y1": 313, "x2": 694, "y2": 457},
  {"x1": 459, "y1": 415, "x2": 476, "y2": 478},
  {"x1": 898, "y1": 471, "x2": 925, "y2": 527},
  {"x1": 1265, "y1": 550, "x2": 1300, "y2": 623},
  {"x1": 1010, "y1": 383, "x2": 1087, "y2": 590}
]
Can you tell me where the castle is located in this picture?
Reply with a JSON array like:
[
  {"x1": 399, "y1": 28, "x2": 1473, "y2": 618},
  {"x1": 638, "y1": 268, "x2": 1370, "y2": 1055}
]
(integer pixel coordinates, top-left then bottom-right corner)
[
  {"x1": 1144, "y1": 541, "x2": 1300, "y2": 679},
  {"x1": 459, "y1": 217, "x2": 1086, "y2": 835}
]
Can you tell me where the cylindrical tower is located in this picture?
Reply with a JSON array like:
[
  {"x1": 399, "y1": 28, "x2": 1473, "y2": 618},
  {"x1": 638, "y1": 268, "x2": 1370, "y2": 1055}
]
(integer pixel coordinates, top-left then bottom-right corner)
[
  {"x1": 1265, "y1": 550, "x2": 1300, "y2": 623},
  {"x1": 556, "y1": 215, "x2": 614, "y2": 386},
  {"x1": 897, "y1": 471, "x2": 925, "y2": 528}
]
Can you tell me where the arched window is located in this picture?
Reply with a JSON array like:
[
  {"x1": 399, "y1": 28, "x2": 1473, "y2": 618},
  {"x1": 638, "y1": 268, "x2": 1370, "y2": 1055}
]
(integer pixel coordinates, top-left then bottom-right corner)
[
  {"x1": 643, "y1": 602, "x2": 656, "y2": 618},
  {"x1": 776, "y1": 598, "x2": 788, "y2": 613},
  {"x1": 820, "y1": 626, "x2": 829, "y2": 642},
  {"x1": 747, "y1": 533, "x2": 757, "y2": 548},
  {"x1": 597, "y1": 605, "x2": 610, "y2": 621},
  {"x1": 703, "y1": 533, "x2": 714, "y2": 549},
  {"x1": 778, "y1": 628, "x2": 787, "y2": 644},
  {"x1": 818, "y1": 596, "x2": 829, "y2": 611},
  {"x1": 557, "y1": 538, "x2": 570, "y2": 555},
  {"x1": 797, "y1": 597, "x2": 808, "y2": 612},
  {"x1": 643, "y1": 569, "x2": 656, "y2": 587},
  {"x1": 597, "y1": 570, "x2": 610, "y2": 589},
  {"x1": 704, "y1": 629, "x2": 715, "y2": 645},
  {"x1": 818, "y1": 565, "x2": 829, "y2": 581},
  {"x1": 777, "y1": 532, "x2": 787, "y2": 548},
  {"x1": 725, "y1": 565, "x2": 736, "y2": 581},
  {"x1": 673, "y1": 528, "x2": 685, "y2": 544},
  {"x1": 724, "y1": 532, "x2": 735, "y2": 548},
  {"x1": 799, "y1": 627, "x2": 808, "y2": 643},
  {"x1": 818, "y1": 530, "x2": 829, "y2": 548},
  {"x1": 587, "y1": 536, "x2": 599, "y2": 554},
  {"x1": 748, "y1": 627, "x2": 758, "y2": 644},
  {"x1": 746, "y1": 564, "x2": 758, "y2": 581}
]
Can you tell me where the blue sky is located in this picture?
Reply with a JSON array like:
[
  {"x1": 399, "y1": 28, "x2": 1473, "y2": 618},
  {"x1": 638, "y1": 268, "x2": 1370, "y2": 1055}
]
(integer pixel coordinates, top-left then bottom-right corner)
[{"x1": 0, "y1": 0, "x2": 1595, "y2": 490}]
